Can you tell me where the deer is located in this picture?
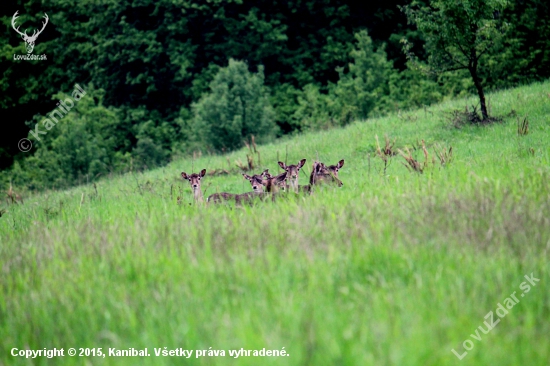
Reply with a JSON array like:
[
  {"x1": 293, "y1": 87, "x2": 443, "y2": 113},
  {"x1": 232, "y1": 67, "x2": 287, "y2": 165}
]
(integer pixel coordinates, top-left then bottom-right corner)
[
  {"x1": 12, "y1": 11, "x2": 49, "y2": 54},
  {"x1": 206, "y1": 191, "x2": 235, "y2": 204},
  {"x1": 277, "y1": 159, "x2": 306, "y2": 193},
  {"x1": 242, "y1": 170, "x2": 270, "y2": 193},
  {"x1": 181, "y1": 169, "x2": 206, "y2": 203},
  {"x1": 312, "y1": 159, "x2": 344, "y2": 186},
  {"x1": 207, "y1": 170, "x2": 273, "y2": 205},
  {"x1": 327, "y1": 159, "x2": 344, "y2": 178},
  {"x1": 298, "y1": 160, "x2": 345, "y2": 193},
  {"x1": 6, "y1": 183, "x2": 24, "y2": 205},
  {"x1": 236, "y1": 170, "x2": 272, "y2": 205},
  {"x1": 264, "y1": 171, "x2": 288, "y2": 193}
]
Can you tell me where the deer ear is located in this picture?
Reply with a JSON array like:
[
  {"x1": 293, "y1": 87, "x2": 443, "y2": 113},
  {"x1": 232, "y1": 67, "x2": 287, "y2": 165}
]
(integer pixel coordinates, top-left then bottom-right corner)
[
  {"x1": 299, "y1": 159, "x2": 306, "y2": 168},
  {"x1": 200, "y1": 169, "x2": 206, "y2": 177},
  {"x1": 243, "y1": 174, "x2": 252, "y2": 181},
  {"x1": 275, "y1": 172, "x2": 288, "y2": 183},
  {"x1": 262, "y1": 169, "x2": 269, "y2": 176},
  {"x1": 338, "y1": 159, "x2": 345, "y2": 168},
  {"x1": 181, "y1": 172, "x2": 188, "y2": 179},
  {"x1": 278, "y1": 161, "x2": 286, "y2": 169}
]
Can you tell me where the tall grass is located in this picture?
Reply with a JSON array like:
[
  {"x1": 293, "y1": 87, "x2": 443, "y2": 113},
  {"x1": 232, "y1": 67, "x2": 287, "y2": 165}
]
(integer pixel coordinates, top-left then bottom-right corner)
[{"x1": 1, "y1": 81, "x2": 549, "y2": 365}]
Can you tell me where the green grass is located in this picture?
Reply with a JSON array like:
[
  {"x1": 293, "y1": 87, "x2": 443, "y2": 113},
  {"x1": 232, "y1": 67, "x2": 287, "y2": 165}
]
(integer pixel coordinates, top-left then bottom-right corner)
[{"x1": 1, "y1": 81, "x2": 549, "y2": 366}]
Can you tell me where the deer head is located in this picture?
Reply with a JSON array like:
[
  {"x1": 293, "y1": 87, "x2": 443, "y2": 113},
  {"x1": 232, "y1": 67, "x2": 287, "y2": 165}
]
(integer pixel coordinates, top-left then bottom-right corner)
[
  {"x1": 181, "y1": 169, "x2": 206, "y2": 202},
  {"x1": 310, "y1": 160, "x2": 344, "y2": 187},
  {"x1": 12, "y1": 11, "x2": 49, "y2": 54},
  {"x1": 243, "y1": 169, "x2": 270, "y2": 193},
  {"x1": 278, "y1": 159, "x2": 306, "y2": 192}
]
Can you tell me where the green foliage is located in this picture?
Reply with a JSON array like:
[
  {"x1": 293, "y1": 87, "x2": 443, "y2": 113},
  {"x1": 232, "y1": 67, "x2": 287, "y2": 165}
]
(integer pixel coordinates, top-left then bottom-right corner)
[
  {"x1": 192, "y1": 59, "x2": 277, "y2": 152},
  {"x1": 1, "y1": 82, "x2": 550, "y2": 365},
  {"x1": 2, "y1": 0, "x2": 549, "y2": 191},
  {"x1": 401, "y1": 0, "x2": 509, "y2": 74},
  {"x1": 270, "y1": 83, "x2": 304, "y2": 135},
  {"x1": 482, "y1": 0, "x2": 550, "y2": 89},
  {"x1": 292, "y1": 30, "x2": 395, "y2": 129},
  {"x1": 291, "y1": 84, "x2": 336, "y2": 130},
  {"x1": 388, "y1": 65, "x2": 473, "y2": 111},
  {"x1": 0, "y1": 0, "x2": 353, "y2": 170},
  {"x1": 130, "y1": 108, "x2": 179, "y2": 169},
  {"x1": 332, "y1": 30, "x2": 394, "y2": 120},
  {"x1": 388, "y1": 67, "x2": 444, "y2": 111},
  {"x1": 401, "y1": 0, "x2": 509, "y2": 119},
  {"x1": 2, "y1": 85, "x2": 128, "y2": 190}
]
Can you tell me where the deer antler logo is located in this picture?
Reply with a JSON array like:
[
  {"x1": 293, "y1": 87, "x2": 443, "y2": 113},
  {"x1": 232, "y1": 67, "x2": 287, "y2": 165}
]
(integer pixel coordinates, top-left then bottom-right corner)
[{"x1": 11, "y1": 11, "x2": 49, "y2": 54}]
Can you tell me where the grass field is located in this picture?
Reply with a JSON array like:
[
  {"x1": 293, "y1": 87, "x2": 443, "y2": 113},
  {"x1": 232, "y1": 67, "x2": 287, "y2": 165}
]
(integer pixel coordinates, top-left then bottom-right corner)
[{"x1": 1, "y1": 81, "x2": 549, "y2": 365}]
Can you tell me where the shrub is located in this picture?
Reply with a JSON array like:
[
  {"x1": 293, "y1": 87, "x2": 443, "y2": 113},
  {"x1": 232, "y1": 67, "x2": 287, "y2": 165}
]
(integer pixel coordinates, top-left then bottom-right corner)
[
  {"x1": 332, "y1": 30, "x2": 394, "y2": 120},
  {"x1": 2, "y1": 85, "x2": 125, "y2": 190},
  {"x1": 291, "y1": 84, "x2": 336, "y2": 130},
  {"x1": 192, "y1": 59, "x2": 278, "y2": 152}
]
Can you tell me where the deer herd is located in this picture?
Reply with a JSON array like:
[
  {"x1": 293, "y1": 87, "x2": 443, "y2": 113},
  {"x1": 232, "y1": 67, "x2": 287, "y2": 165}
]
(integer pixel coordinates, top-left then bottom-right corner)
[{"x1": 181, "y1": 159, "x2": 345, "y2": 205}]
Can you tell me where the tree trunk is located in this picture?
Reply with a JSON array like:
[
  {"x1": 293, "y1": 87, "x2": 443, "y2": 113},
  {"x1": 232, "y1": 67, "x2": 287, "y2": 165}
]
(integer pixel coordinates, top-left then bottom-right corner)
[{"x1": 469, "y1": 58, "x2": 488, "y2": 121}]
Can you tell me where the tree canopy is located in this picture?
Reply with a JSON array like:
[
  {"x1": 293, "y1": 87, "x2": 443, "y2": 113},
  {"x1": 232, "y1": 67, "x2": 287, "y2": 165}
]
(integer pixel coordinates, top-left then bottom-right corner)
[
  {"x1": 1, "y1": 0, "x2": 548, "y2": 190},
  {"x1": 401, "y1": 0, "x2": 509, "y2": 119}
]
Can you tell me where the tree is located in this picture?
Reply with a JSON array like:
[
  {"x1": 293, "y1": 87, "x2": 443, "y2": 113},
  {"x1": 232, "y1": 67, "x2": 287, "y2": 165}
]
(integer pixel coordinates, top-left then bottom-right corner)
[
  {"x1": 192, "y1": 59, "x2": 277, "y2": 152},
  {"x1": 333, "y1": 30, "x2": 394, "y2": 121},
  {"x1": 401, "y1": 0, "x2": 508, "y2": 120}
]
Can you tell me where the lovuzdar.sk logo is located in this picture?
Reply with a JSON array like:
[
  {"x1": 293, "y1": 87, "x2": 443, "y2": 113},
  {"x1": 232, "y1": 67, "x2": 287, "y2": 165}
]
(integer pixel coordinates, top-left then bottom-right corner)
[{"x1": 11, "y1": 10, "x2": 49, "y2": 61}]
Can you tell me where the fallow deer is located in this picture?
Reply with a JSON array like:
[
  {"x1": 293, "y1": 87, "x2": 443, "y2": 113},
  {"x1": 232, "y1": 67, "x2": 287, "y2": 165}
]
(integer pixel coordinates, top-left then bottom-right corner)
[
  {"x1": 181, "y1": 169, "x2": 206, "y2": 203},
  {"x1": 236, "y1": 170, "x2": 271, "y2": 205},
  {"x1": 208, "y1": 170, "x2": 272, "y2": 205},
  {"x1": 242, "y1": 170, "x2": 270, "y2": 193},
  {"x1": 298, "y1": 160, "x2": 344, "y2": 193},
  {"x1": 6, "y1": 183, "x2": 24, "y2": 205},
  {"x1": 327, "y1": 159, "x2": 344, "y2": 178},
  {"x1": 312, "y1": 159, "x2": 344, "y2": 186},
  {"x1": 264, "y1": 171, "x2": 288, "y2": 193},
  {"x1": 278, "y1": 159, "x2": 306, "y2": 193}
]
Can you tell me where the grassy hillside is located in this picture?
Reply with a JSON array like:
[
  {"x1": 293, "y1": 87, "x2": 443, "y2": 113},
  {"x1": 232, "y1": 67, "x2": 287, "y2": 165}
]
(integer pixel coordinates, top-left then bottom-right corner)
[{"x1": 1, "y1": 81, "x2": 549, "y2": 366}]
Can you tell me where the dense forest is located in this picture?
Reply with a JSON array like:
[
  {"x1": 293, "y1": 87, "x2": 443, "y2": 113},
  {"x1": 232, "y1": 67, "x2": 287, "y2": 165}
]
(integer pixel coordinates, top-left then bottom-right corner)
[{"x1": 1, "y1": 0, "x2": 549, "y2": 190}]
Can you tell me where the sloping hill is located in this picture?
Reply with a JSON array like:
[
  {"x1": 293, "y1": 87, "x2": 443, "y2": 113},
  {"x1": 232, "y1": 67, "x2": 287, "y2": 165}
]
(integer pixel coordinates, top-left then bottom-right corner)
[{"x1": 1, "y1": 81, "x2": 549, "y2": 365}]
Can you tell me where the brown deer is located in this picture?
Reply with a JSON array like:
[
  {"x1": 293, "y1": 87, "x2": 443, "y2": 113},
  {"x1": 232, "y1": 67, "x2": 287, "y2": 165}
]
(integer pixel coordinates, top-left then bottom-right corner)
[
  {"x1": 312, "y1": 160, "x2": 344, "y2": 186},
  {"x1": 278, "y1": 159, "x2": 306, "y2": 193},
  {"x1": 6, "y1": 183, "x2": 24, "y2": 205},
  {"x1": 181, "y1": 169, "x2": 206, "y2": 203},
  {"x1": 236, "y1": 170, "x2": 272, "y2": 205},
  {"x1": 264, "y1": 171, "x2": 288, "y2": 193},
  {"x1": 242, "y1": 170, "x2": 270, "y2": 193},
  {"x1": 298, "y1": 160, "x2": 344, "y2": 193},
  {"x1": 208, "y1": 170, "x2": 272, "y2": 205},
  {"x1": 206, "y1": 191, "x2": 235, "y2": 204},
  {"x1": 326, "y1": 159, "x2": 344, "y2": 179}
]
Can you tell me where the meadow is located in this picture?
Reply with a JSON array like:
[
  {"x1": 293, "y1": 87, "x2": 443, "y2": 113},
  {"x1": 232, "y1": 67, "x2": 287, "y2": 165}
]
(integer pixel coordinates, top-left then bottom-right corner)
[{"x1": 1, "y1": 81, "x2": 549, "y2": 365}]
